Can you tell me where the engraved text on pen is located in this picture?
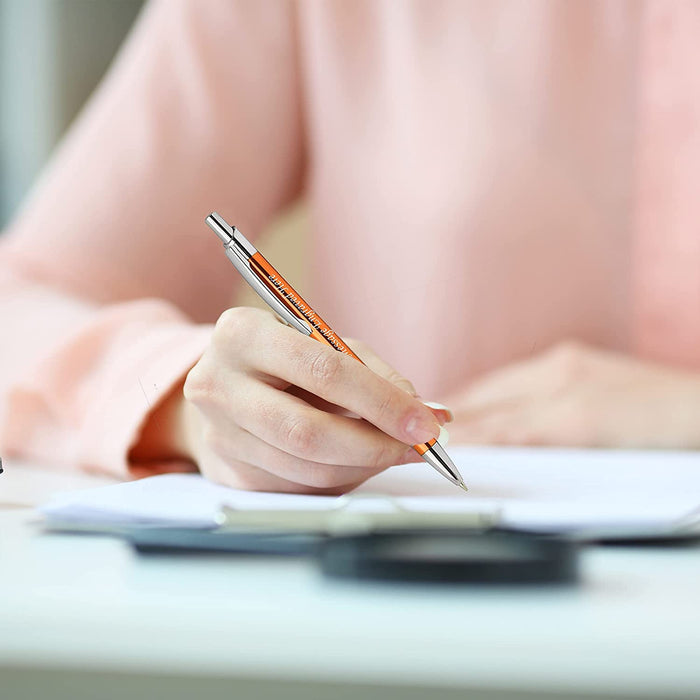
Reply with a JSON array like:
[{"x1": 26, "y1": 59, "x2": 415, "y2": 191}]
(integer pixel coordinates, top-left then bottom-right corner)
[{"x1": 266, "y1": 273, "x2": 350, "y2": 354}]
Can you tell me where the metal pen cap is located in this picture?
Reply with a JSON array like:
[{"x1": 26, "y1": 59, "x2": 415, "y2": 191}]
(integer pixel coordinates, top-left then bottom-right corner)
[
  {"x1": 206, "y1": 212, "x2": 257, "y2": 258},
  {"x1": 206, "y1": 213, "x2": 312, "y2": 336}
]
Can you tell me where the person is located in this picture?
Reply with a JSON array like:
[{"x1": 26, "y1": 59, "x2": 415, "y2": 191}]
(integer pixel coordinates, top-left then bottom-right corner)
[{"x1": 1, "y1": 0, "x2": 700, "y2": 494}]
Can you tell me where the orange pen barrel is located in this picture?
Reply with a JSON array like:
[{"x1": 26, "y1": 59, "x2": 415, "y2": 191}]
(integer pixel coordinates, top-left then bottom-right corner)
[
  {"x1": 249, "y1": 252, "x2": 362, "y2": 361},
  {"x1": 249, "y1": 252, "x2": 433, "y2": 458},
  {"x1": 412, "y1": 439, "x2": 437, "y2": 455}
]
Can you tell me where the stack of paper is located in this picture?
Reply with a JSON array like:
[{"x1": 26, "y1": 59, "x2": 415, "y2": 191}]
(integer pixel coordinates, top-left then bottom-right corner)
[{"x1": 40, "y1": 447, "x2": 700, "y2": 536}]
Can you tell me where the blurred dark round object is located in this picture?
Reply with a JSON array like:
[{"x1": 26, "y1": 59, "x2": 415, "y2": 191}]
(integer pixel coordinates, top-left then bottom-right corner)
[{"x1": 319, "y1": 530, "x2": 579, "y2": 584}]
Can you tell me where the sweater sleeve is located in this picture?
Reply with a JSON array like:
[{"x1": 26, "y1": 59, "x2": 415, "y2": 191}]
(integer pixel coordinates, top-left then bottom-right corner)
[{"x1": 0, "y1": 0, "x2": 305, "y2": 477}]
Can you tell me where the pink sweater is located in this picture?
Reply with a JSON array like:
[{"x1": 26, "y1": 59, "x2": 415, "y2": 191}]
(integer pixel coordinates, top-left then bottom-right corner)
[{"x1": 1, "y1": 0, "x2": 699, "y2": 477}]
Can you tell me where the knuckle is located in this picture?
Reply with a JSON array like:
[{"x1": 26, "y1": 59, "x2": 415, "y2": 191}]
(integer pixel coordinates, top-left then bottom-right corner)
[
  {"x1": 214, "y1": 307, "x2": 243, "y2": 337},
  {"x1": 308, "y1": 349, "x2": 343, "y2": 386},
  {"x1": 183, "y1": 361, "x2": 217, "y2": 406},
  {"x1": 374, "y1": 389, "x2": 398, "y2": 424},
  {"x1": 214, "y1": 306, "x2": 261, "y2": 345},
  {"x1": 281, "y1": 412, "x2": 319, "y2": 456}
]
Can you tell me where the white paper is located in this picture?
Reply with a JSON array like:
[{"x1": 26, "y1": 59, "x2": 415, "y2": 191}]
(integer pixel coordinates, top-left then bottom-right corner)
[{"x1": 39, "y1": 446, "x2": 700, "y2": 534}]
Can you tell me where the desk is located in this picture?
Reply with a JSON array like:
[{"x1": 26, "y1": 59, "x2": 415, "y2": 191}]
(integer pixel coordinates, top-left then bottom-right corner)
[{"x1": 2, "y1": 466, "x2": 700, "y2": 700}]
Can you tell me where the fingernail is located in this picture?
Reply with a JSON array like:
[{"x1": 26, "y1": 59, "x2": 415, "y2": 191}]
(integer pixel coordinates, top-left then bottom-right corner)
[
  {"x1": 438, "y1": 424, "x2": 449, "y2": 447},
  {"x1": 406, "y1": 414, "x2": 441, "y2": 445},
  {"x1": 422, "y1": 400, "x2": 454, "y2": 424}
]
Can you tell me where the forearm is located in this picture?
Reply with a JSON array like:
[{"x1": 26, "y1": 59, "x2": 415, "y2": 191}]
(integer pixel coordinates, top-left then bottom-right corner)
[{"x1": 0, "y1": 258, "x2": 212, "y2": 475}]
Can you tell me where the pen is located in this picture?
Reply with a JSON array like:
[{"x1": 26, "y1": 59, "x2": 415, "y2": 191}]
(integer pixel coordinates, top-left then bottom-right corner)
[{"x1": 205, "y1": 212, "x2": 467, "y2": 491}]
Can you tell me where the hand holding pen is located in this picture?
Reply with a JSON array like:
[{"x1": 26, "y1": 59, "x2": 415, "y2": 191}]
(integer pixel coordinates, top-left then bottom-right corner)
[
  {"x1": 171, "y1": 213, "x2": 466, "y2": 494},
  {"x1": 180, "y1": 304, "x2": 450, "y2": 493}
]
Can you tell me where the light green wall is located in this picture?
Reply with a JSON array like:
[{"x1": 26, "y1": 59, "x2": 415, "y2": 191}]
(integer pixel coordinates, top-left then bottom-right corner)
[{"x1": 0, "y1": 0, "x2": 143, "y2": 228}]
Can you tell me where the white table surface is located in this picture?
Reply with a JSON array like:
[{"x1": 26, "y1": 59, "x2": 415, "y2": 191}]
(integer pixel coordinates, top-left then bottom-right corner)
[{"x1": 2, "y1": 463, "x2": 700, "y2": 700}]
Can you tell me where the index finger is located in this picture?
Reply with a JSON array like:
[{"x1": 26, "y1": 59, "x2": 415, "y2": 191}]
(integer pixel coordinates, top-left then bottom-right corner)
[{"x1": 243, "y1": 325, "x2": 441, "y2": 446}]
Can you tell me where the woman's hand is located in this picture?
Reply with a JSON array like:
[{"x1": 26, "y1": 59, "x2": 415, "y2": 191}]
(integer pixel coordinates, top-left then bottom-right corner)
[
  {"x1": 445, "y1": 342, "x2": 700, "y2": 449},
  {"x1": 172, "y1": 307, "x2": 446, "y2": 493}
]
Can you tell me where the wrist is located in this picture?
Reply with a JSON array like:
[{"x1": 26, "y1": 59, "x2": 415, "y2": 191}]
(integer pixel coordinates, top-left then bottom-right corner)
[{"x1": 128, "y1": 379, "x2": 194, "y2": 465}]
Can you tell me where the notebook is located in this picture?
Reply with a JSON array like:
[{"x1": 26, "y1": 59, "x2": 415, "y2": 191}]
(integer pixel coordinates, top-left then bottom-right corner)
[{"x1": 39, "y1": 446, "x2": 700, "y2": 537}]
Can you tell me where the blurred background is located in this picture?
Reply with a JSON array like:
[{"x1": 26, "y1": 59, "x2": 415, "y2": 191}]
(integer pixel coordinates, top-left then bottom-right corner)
[
  {"x1": 0, "y1": 0, "x2": 306, "y2": 299},
  {"x1": 0, "y1": 0, "x2": 143, "y2": 229}
]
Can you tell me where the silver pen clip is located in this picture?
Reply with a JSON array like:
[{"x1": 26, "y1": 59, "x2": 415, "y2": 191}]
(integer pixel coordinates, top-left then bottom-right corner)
[{"x1": 206, "y1": 213, "x2": 312, "y2": 336}]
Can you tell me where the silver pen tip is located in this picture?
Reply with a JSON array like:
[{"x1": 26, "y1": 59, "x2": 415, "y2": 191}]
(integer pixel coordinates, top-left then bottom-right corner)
[{"x1": 458, "y1": 480, "x2": 469, "y2": 492}]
